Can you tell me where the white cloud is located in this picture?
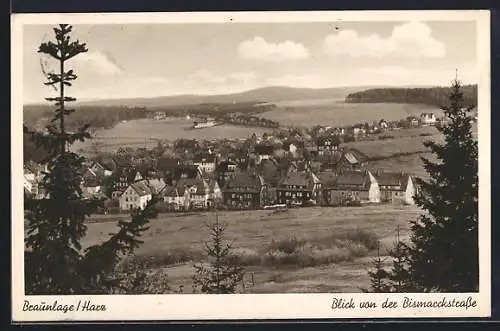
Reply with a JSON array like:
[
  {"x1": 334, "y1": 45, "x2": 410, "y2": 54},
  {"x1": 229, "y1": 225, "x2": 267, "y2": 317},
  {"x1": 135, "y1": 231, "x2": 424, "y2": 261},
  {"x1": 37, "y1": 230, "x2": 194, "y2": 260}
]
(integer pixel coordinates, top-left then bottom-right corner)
[
  {"x1": 323, "y1": 21, "x2": 446, "y2": 58},
  {"x1": 238, "y1": 36, "x2": 310, "y2": 62},
  {"x1": 68, "y1": 50, "x2": 123, "y2": 76}
]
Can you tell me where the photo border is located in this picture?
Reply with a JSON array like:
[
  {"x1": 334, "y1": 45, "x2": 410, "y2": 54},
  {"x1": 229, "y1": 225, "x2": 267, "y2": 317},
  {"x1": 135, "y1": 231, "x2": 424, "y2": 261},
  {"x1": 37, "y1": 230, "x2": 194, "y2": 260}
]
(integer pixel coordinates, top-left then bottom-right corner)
[{"x1": 10, "y1": 9, "x2": 492, "y2": 323}]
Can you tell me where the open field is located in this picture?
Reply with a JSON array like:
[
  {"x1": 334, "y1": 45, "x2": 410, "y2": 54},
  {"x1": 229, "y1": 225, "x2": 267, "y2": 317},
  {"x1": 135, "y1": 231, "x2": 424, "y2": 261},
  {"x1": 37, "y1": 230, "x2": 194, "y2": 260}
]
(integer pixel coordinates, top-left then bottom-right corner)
[
  {"x1": 82, "y1": 205, "x2": 422, "y2": 293},
  {"x1": 72, "y1": 118, "x2": 272, "y2": 153},
  {"x1": 261, "y1": 101, "x2": 442, "y2": 127},
  {"x1": 345, "y1": 124, "x2": 476, "y2": 177}
]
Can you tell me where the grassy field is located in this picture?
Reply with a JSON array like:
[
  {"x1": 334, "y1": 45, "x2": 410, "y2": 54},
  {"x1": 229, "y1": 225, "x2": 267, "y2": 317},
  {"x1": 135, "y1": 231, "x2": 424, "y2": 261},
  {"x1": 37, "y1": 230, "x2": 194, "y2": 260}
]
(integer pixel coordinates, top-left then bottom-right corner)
[
  {"x1": 72, "y1": 118, "x2": 273, "y2": 152},
  {"x1": 261, "y1": 101, "x2": 442, "y2": 127},
  {"x1": 83, "y1": 205, "x2": 422, "y2": 293}
]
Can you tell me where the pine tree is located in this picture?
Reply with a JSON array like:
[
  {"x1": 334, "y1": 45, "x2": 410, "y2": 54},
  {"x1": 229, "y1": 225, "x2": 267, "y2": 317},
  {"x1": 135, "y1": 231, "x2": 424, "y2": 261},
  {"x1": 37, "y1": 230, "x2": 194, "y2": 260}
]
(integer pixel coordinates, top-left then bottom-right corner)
[
  {"x1": 367, "y1": 242, "x2": 391, "y2": 293},
  {"x1": 192, "y1": 213, "x2": 244, "y2": 294},
  {"x1": 386, "y1": 225, "x2": 414, "y2": 292},
  {"x1": 24, "y1": 24, "x2": 161, "y2": 294},
  {"x1": 409, "y1": 78, "x2": 478, "y2": 292}
]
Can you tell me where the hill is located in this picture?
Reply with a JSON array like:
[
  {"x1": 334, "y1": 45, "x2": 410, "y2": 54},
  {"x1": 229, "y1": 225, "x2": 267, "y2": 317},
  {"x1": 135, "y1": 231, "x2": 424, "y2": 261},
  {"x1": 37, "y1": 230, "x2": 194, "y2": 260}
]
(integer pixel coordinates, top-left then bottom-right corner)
[
  {"x1": 26, "y1": 86, "x2": 372, "y2": 109},
  {"x1": 345, "y1": 85, "x2": 477, "y2": 107}
]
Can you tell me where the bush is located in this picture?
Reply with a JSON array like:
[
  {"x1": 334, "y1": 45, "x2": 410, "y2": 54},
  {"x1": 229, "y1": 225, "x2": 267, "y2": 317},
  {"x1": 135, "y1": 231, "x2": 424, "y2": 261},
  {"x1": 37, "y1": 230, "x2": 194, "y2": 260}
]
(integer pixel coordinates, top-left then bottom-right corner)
[
  {"x1": 125, "y1": 247, "x2": 204, "y2": 268},
  {"x1": 378, "y1": 135, "x2": 395, "y2": 140}
]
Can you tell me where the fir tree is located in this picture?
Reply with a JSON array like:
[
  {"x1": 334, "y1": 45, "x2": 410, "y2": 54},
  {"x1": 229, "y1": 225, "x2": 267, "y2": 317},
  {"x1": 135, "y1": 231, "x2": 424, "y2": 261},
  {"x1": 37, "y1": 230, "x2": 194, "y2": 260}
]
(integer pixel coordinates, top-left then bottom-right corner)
[
  {"x1": 386, "y1": 225, "x2": 414, "y2": 292},
  {"x1": 367, "y1": 242, "x2": 391, "y2": 293},
  {"x1": 24, "y1": 24, "x2": 161, "y2": 294},
  {"x1": 192, "y1": 213, "x2": 244, "y2": 294},
  {"x1": 409, "y1": 78, "x2": 478, "y2": 292}
]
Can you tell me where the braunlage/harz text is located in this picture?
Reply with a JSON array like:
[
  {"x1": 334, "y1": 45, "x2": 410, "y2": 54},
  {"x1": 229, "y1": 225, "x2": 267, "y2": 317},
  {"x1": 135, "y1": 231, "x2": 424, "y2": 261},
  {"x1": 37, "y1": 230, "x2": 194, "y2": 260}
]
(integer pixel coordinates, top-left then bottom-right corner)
[{"x1": 23, "y1": 300, "x2": 106, "y2": 314}]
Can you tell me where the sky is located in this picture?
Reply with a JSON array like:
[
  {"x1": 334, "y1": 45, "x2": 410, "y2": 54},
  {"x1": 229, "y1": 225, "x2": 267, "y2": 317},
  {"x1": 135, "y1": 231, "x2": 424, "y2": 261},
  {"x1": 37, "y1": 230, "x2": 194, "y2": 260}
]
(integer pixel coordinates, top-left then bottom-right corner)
[{"x1": 22, "y1": 21, "x2": 477, "y2": 103}]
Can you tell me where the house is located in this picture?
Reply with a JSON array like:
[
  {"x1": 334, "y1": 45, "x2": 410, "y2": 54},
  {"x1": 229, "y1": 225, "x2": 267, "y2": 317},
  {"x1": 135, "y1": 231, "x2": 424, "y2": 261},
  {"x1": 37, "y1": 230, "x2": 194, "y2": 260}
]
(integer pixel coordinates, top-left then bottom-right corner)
[
  {"x1": 147, "y1": 178, "x2": 167, "y2": 195},
  {"x1": 82, "y1": 177, "x2": 102, "y2": 196},
  {"x1": 338, "y1": 148, "x2": 369, "y2": 172},
  {"x1": 208, "y1": 180, "x2": 223, "y2": 206},
  {"x1": 315, "y1": 135, "x2": 340, "y2": 155},
  {"x1": 89, "y1": 161, "x2": 113, "y2": 177},
  {"x1": 322, "y1": 170, "x2": 380, "y2": 205},
  {"x1": 176, "y1": 178, "x2": 210, "y2": 210},
  {"x1": 316, "y1": 171, "x2": 338, "y2": 205},
  {"x1": 166, "y1": 164, "x2": 203, "y2": 185},
  {"x1": 119, "y1": 180, "x2": 153, "y2": 211},
  {"x1": 215, "y1": 160, "x2": 238, "y2": 188},
  {"x1": 163, "y1": 185, "x2": 187, "y2": 211},
  {"x1": 379, "y1": 119, "x2": 389, "y2": 130},
  {"x1": 222, "y1": 172, "x2": 265, "y2": 209},
  {"x1": 276, "y1": 172, "x2": 313, "y2": 206},
  {"x1": 352, "y1": 125, "x2": 367, "y2": 137},
  {"x1": 254, "y1": 143, "x2": 275, "y2": 163},
  {"x1": 373, "y1": 171, "x2": 417, "y2": 205},
  {"x1": 420, "y1": 113, "x2": 437, "y2": 126},
  {"x1": 193, "y1": 153, "x2": 217, "y2": 174},
  {"x1": 154, "y1": 111, "x2": 167, "y2": 120},
  {"x1": 257, "y1": 158, "x2": 284, "y2": 204},
  {"x1": 407, "y1": 116, "x2": 420, "y2": 127},
  {"x1": 111, "y1": 167, "x2": 142, "y2": 199}
]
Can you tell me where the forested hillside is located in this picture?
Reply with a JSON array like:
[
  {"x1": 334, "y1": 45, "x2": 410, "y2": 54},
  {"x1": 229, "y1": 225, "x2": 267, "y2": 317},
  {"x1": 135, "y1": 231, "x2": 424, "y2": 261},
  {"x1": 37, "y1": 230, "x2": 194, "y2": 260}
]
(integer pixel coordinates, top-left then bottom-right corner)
[{"x1": 345, "y1": 85, "x2": 477, "y2": 107}]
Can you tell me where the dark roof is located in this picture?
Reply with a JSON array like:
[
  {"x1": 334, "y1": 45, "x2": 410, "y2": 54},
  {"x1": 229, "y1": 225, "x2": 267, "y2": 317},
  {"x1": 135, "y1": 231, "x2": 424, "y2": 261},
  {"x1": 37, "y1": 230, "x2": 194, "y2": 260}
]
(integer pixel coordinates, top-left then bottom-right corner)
[
  {"x1": 193, "y1": 153, "x2": 216, "y2": 163},
  {"x1": 164, "y1": 185, "x2": 186, "y2": 197},
  {"x1": 374, "y1": 171, "x2": 410, "y2": 189},
  {"x1": 317, "y1": 171, "x2": 338, "y2": 186},
  {"x1": 176, "y1": 178, "x2": 207, "y2": 194},
  {"x1": 216, "y1": 160, "x2": 238, "y2": 173},
  {"x1": 259, "y1": 159, "x2": 281, "y2": 184},
  {"x1": 171, "y1": 165, "x2": 200, "y2": 181},
  {"x1": 254, "y1": 144, "x2": 275, "y2": 155},
  {"x1": 223, "y1": 172, "x2": 262, "y2": 192},
  {"x1": 279, "y1": 172, "x2": 309, "y2": 187},
  {"x1": 83, "y1": 177, "x2": 100, "y2": 187},
  {"x1": 334, "y1": 171, "x2": 370, "y2": 188},
  {"x1": 129, "y1": 180, "x2": 152, "y2": 196}
]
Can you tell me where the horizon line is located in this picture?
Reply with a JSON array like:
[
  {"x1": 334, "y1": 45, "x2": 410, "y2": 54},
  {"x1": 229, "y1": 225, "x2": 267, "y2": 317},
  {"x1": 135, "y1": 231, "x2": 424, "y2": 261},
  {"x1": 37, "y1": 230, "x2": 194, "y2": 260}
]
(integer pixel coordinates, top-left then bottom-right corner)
[{"x1": 23, "y1": 82, "x2": 478, "y2": 106}]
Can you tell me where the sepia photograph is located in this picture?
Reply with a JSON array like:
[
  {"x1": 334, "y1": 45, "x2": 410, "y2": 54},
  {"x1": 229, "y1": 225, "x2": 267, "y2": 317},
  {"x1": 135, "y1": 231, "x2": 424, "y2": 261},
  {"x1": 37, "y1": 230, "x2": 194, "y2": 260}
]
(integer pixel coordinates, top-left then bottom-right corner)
[{"x1": 12, "y1": 10, "x2": 490, "y2": 321}]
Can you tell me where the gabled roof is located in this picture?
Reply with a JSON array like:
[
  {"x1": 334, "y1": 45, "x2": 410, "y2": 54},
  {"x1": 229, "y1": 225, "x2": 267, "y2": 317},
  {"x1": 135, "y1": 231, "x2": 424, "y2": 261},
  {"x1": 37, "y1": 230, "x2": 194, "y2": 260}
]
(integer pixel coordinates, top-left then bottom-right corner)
[
  {"x1": 164, "y1": 185, "x2": 185, "y2": 197},
  {"x1": 126, "y1": 180, "x2": 152, "y2": 197},
  {"x1": 341, "y1": 149, "x2": 368, "y2": 165},
  {"x1": 279, "y1": 172, "x2": 309, "y2": 187},
  {"x1": 334, "y1": 171, "x2": 370, "y2": 188},
  {"x1": 176, "y1": 178, "x2": 207, "y2": 194},
  {"x1": 148, "y1": 178, "x2": 167, "y2": 194},
  {"x1": 223, "y1": 171, "x2": 262, "y2": 192},
  {"x1": 374, "y1": 171, "x2": 410, "y2": 189}
]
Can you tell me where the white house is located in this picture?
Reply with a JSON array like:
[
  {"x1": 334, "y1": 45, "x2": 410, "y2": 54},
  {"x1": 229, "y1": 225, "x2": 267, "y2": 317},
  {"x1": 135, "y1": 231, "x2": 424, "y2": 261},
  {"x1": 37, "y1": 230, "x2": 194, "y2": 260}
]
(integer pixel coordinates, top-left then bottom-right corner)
[
  {"x1": 193, "y1": 153, "x2": 216, "y2": 174},
  {"x1": 372, "y1": 171, "x2": 417, "y2": 205},
  {"x1": 119, "y1": 181, "x2": 152, "y2": 211},
  {"x1": 420, "y1": 113, "x2": 437, "y2": 126}
]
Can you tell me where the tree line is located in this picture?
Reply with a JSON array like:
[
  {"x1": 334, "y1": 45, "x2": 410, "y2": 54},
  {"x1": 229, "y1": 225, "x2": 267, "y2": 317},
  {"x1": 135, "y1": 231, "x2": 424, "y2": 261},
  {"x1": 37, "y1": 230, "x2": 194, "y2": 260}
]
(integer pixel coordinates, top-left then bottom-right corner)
[{"x1": 345, "y1": 85, "x2": 477, "y2": 108}]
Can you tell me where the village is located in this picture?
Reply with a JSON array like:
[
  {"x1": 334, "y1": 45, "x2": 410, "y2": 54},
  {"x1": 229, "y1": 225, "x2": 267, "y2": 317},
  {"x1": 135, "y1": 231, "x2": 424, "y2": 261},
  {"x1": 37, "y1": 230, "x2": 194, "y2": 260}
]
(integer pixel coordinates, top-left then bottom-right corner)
[{"x1": 22, "y1": 110, "x2": 453, "y2": 215}]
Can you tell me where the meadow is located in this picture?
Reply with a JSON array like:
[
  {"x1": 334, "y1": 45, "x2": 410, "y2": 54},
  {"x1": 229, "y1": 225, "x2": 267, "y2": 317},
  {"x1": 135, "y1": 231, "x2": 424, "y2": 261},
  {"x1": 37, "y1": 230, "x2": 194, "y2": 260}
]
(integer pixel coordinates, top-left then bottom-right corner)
[
  {"x1": 83, "y1": 205, "x2": 423, "y2": 293},
  {"x1": 71, "y1": 118, "x2": 272, "y2": 153}
]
